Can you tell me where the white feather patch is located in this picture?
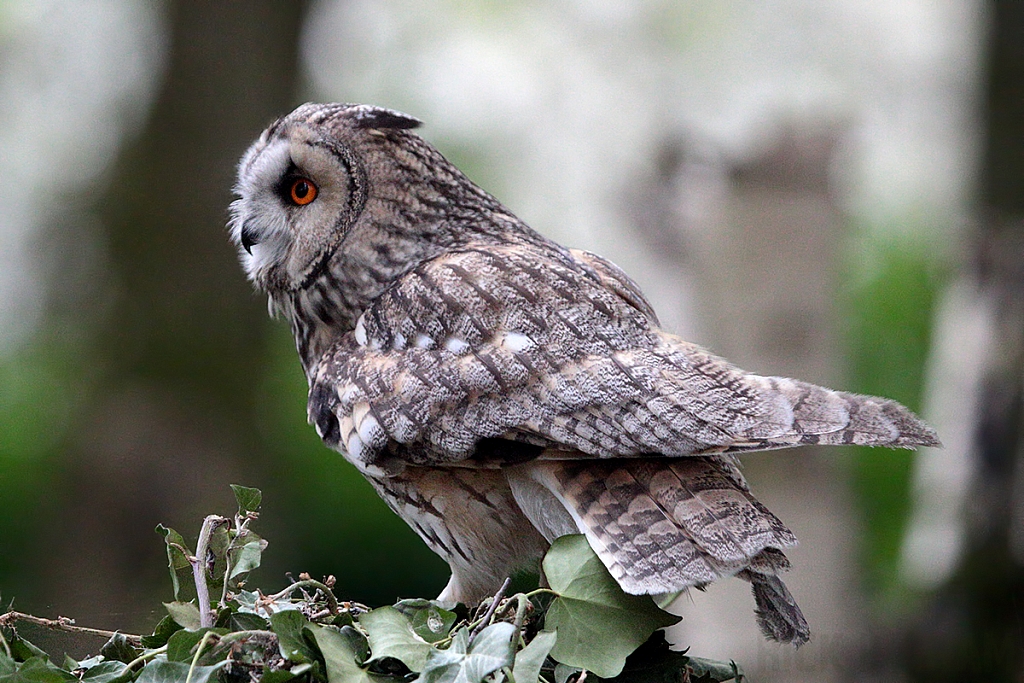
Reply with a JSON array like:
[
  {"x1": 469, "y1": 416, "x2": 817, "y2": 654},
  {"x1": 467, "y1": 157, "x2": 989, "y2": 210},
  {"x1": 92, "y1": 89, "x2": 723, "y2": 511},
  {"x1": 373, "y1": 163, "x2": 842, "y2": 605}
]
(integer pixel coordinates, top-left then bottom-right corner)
[
  {"x1": 444, "y1": 337, "x2": 470, "y2": 354},
  {"x1": 413, "y1": 332, "x2": 435, "y2": 349},
  {"x1": 337, "y1": 383, "x2": 358, "y2": 404},
  {"x1": 352, "y1": 401, "x2": 371, "y2": 425},
  {"x1": 345, "y1": 431, "x2": 364, "y2": 461},
  {"x1": 501, "y1": 331, "x2": 536, "y2": 353},
  {"x1": 357, "y1": 411, "x2": 383, "y2": 444},
  {"x1": 354, "y1": 314, "x2": 368, "y2": 347}
]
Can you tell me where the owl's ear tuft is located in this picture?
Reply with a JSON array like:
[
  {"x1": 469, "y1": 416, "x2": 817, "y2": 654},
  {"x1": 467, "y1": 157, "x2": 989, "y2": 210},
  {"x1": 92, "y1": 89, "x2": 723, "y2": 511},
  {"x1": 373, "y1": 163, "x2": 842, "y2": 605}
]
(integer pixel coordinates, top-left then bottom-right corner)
[{"x1": 348, "y1": 105, "x2": 422, "y2": 131}]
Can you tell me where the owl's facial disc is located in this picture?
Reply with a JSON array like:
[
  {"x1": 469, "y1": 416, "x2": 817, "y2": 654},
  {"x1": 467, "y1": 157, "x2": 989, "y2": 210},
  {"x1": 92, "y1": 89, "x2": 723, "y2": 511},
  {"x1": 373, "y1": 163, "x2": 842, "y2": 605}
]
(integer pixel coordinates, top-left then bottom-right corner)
[{"x1": 230, "y1": 126, "x2": 357, "y2": 292}]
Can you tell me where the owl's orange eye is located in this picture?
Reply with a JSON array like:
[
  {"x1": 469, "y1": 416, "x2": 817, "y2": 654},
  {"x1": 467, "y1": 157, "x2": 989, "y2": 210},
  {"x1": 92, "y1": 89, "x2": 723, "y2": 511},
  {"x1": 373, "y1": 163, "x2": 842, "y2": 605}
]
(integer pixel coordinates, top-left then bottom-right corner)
[{"x1": 289, "y1": 177, "x2": 318, "y2": 205}]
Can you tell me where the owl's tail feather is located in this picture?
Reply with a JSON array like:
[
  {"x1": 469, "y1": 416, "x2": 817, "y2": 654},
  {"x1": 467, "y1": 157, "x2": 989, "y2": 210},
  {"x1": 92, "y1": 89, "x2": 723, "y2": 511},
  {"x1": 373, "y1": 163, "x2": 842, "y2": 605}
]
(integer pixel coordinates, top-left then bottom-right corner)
[
  {"x1": 722, "y1": 375, "x2": 942, "y2": 453},
  {"x1": 740, "y1": 569, "x2": 810, "y2": 645},
  {"x1": 522, "y1": 457, "x2": 807, "y2": 643}
]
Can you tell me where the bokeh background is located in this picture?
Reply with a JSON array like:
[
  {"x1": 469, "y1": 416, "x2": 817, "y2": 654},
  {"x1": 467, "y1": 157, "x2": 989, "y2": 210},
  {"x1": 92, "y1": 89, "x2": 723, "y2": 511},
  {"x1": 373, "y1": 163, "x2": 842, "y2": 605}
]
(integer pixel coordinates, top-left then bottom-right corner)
[{"x1": 1, "y1": 1, "x2": 1022, "y2": 680}]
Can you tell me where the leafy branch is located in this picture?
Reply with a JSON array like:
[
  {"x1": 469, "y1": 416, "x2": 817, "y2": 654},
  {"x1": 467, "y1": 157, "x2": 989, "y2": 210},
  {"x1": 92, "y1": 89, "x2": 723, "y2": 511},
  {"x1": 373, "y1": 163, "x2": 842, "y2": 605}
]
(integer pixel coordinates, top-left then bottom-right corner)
[{"x1": 0, "y1": 486, "x2": 743, "y2": 683}]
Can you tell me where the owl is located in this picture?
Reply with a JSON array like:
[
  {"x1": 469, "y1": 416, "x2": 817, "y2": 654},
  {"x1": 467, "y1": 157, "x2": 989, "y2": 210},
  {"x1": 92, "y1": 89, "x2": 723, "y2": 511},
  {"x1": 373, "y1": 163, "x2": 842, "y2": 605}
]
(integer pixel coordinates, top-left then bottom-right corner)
[{"x1": 229, "y1": 103, "x2": 939, "y2": 645}]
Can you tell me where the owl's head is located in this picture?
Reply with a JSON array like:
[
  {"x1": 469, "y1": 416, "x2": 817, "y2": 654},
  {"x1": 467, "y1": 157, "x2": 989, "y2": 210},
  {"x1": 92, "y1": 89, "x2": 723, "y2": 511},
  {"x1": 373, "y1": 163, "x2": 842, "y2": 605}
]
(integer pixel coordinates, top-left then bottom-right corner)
[{"x1": 229, "y1": 103, "x2": 428, "y2": 294}]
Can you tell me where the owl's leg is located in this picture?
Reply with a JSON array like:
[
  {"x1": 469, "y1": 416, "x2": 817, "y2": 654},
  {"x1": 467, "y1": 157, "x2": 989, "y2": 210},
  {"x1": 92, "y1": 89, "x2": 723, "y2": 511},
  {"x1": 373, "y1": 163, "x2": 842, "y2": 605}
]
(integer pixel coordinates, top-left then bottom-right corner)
[
  {"x1": 436, "y1": 572, "x2": 469, "y2": 604},
  {"x1": 368, "y1": 466, "x2": 548, "y2": 606}
]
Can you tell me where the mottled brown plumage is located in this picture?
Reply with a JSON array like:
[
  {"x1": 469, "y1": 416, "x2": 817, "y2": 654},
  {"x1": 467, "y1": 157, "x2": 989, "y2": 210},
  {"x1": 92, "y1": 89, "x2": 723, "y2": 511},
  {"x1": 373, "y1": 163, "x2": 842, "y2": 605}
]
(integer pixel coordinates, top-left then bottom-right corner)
[{"x1": 229, "y1": 103, "x2": 940, "y2": 646}]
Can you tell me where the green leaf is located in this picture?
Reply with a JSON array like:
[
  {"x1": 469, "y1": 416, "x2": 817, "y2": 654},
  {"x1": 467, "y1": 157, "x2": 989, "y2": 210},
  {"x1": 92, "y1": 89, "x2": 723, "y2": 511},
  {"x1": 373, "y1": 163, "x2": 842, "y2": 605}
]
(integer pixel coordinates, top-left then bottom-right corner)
[
  {"x1": 511, "y1": 631, "x2": 556, "y2": 683},
  {"x1": 417, "y1": 624, "x2": 515, "y2": 683},
  {"x1": 686, "y1": 657, "x2": 743, "y2": 683},
  {"x1": 134, "y1": 660, "x2": 224, "y2": 683},
  {"x1": 305, "y1": 624, "x2": 386, "y2": 683},
  {"x1": 553, "y1": 663, "x2": 580, "y2": 683},
  {"x1": 230, "y1": 486, "x2": 262, "y2": 516},
  {"x1": 0, "y1": 653, "x2": 17, "y2": 676},
  {"x1": 226, "y1": 531, "x2": 266, "y2": 580},
  {"x1": 336, "y1": 626, "x2": 370, "y2": 666},
  {"x1": 541, "y1": 535, "x2": 680, "y2": 679},
  {"x1": 0, "y1": 657, "x2": 76, "y2": 683},
  {"x1": 258, "y1": 669, "x2": 296, "y2": 683},
  {"x1": 329, "y1": 613, "x2": 355, "y2": 629},
  {"x1": 79, "y1": 662, "x2": 130, "y2": 683},
  {"x1": 142, "y1": 616, "x2": 185, "y2": 649},
  {"x1": 1, "y1": 631, "x2": 49, "y2": 663},
  {"x1": 392, "y1": 600, "x2": 457, "y2": 643},
  {"x1": 601, "y1": 632, "x2": 692, "y2": 683},
  {"x1": 233, "y1": 590, "x2": 298, "y2": 618},
  {"x1": 270, "y1": 611, "x2": 316, "y2": 664},
  {"x1": 164, "y1": 602, "x2": 202, "y2": 631},
  {"x1": 156, "y1": 525, "x2": 195, "y2": 603},
  {"x1": 359, "y1": 606, "x2": 432, "y2": 673},
  {"x1": 99, "y1": 634, "x2": 139, "y2": 664},
  {"x1": 166, "y1": 628, "x2": 228, "y2": 663},
  {"x1": 224, "y1": 611, "x2": 269, "y2": 632}
]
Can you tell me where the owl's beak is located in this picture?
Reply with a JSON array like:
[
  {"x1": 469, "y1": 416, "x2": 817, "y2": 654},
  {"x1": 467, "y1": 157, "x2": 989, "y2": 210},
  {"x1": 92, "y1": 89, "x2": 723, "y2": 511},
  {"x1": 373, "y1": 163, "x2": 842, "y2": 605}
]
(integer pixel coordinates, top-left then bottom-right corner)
[{"x1": 240, "y1": 223, "x2": 258, "y2": 254}]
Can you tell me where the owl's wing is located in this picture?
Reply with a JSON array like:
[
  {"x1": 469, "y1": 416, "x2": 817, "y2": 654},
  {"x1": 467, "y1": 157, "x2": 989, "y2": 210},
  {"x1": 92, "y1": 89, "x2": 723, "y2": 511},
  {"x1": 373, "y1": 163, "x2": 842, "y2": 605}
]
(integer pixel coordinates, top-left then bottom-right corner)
[{"x1": 308, "y1": 243, "x2": 939, "y2": 472}]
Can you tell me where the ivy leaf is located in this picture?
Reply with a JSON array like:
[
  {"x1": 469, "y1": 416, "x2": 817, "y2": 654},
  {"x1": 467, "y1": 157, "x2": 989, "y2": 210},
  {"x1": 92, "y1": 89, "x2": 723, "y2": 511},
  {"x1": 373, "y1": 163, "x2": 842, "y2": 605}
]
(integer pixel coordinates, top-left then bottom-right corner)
[
  {"x1": 79, "y1": 662, "x2": 129, "y2": 683},
  {"x1": 234, "y1": 590, "x2": 299, "y2": 619},
  {"x1": 0, "y1": 652, "x2": 15, "y2": 676},
  {"x1": 163, "y1": 602, "x2": 202, "y2": 631},
  {"x1": 417, "y1": 623, "x2": 515, "y2": 683},
  {"x1": 511, "y1": 631, "x2": 556, "y2": 683},
  {"x1": 541, "y1": 535, "x2": 680, "y2": 679},
  {"x1": 258, "y1": 670, "x2": 296, "y2": 683},
  {"x1": 224, "y1": 611, "x2": 270, "y2": 632},
  {"x1": 359, "y1": 606, "x2": 432, "y2": 673},
  {"x1": 0, "y1": 657, "x2": 76, "y2": 683},
  {"x1": 166, "y1": 628, "x2": 228, "y2": 663},
  {"x1": 686, "y1": 657, "x2": 743, "y2": 683},
  {"x1": 230, "y1": 485, "x2": 262, "y2": 516},
  {"x1": 134, "y1": 660, "x2": 224, "y2": 683},
  {"x1": 270, "y1": 611, "x2": 317, "y2": 664},
  {"x1": 553, "y1": 663, "x2": 580, "y2": 683},
  {"x1": 305, "y1": 624, "x2": 387, "y2": 683},
  {"x1": 155, "y1": 525, "x2": 194, "y2": 603},
  {"x1": 392, "y1": 600, "x2": 457, "y2": 643},
  {"x1": 99, "y1": 634, "x2": 139, "y2": 664},
  {"x1": 226, "y1": 531, "x2": 267, "y2": 581},
  {"x1": 0, "y1": 630, "x2": 49, "y2": 663},
  {"x1": 601, "y1": 631, "x2": 692, "y2": 683},
  {"x1": 141, "y1": 616, "x2": 184, "y2": 649}
]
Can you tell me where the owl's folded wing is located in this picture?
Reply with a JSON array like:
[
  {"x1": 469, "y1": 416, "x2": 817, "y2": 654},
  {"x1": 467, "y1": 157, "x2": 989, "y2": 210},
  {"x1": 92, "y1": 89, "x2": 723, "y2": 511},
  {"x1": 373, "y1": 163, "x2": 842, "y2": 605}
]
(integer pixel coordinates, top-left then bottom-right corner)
[{"x1": 307, "y1": 244, "x2": 939, "y2": 472}]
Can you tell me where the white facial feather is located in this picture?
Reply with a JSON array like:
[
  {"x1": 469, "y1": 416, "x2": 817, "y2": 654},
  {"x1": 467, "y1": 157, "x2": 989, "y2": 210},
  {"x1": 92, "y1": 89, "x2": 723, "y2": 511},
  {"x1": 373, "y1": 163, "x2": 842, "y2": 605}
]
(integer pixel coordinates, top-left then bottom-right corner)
[{"x1": 229, "y1": 139, "x2": 295, "y2": 283}]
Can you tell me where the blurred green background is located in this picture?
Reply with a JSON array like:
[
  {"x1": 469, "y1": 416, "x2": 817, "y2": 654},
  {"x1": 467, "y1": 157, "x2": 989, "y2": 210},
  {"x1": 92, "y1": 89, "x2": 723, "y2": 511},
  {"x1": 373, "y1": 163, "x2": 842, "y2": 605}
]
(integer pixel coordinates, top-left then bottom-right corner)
[{"x1": 1, "y1": 1, "x2": 1021, "y2": 681}]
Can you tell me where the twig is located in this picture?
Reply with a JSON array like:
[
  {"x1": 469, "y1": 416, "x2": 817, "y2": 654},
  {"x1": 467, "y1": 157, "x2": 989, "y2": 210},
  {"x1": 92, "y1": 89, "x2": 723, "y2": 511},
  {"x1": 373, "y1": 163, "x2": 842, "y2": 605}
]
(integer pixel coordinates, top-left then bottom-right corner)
[
  {"x1": 469, "y1": 577, "x2": 512, "y2": 642},
  {"x1": 0, "y1": 612, "x2": 142, "y2": 646},
  {"x1": 0, "y1": 629, "x2": 12, "y2": 658},
  {"x1": 513, "y1": 595, "x2": 530, "y2": 637},
  {"x1": 219, "y1": 512, "x2": 258, "y2": 608},
  {"x1": 186, "y1": 630, "x2": 218, "y2": 683},
  {"x1": 266, "y1": 579, "x2": 340, "y2": 616},
  {"x1": 192, "y1": 515, "x2": 229, "y2": 628},
  {"x1": 124, "y1": 645, "x2": 167, "y2": 671}
]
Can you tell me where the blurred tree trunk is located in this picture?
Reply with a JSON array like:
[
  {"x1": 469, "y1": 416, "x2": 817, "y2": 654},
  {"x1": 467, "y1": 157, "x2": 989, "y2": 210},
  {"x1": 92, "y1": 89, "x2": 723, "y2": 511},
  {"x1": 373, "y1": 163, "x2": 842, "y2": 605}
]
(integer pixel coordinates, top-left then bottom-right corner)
[
  {"x1": 651, "y1": 124, "x2": 862, "y2": 683},
  {"x1": 37, "y1": 0, "x2": 307, "y2": 635},
  {"x1": 906, "y1": 2, "x2": 1024, "y2": 679}
]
